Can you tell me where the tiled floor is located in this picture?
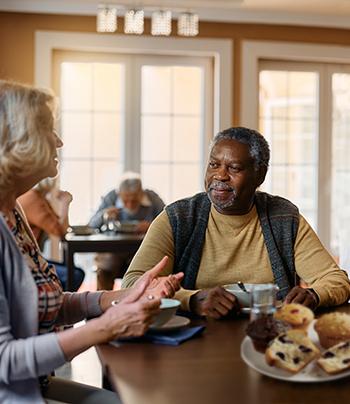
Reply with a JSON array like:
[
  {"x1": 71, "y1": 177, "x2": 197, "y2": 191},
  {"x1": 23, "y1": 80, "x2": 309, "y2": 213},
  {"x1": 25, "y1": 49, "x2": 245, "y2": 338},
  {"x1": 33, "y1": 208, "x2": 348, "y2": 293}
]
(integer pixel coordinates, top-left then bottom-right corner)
[{"x1": 56, "y1": 345, "x2": 102, "y2": 388}]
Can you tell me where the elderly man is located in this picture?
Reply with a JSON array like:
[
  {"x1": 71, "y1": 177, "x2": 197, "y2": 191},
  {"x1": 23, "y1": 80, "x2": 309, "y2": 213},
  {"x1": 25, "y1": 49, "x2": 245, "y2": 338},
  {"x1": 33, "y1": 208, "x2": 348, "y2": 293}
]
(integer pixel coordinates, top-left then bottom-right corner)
[
  {"x1": 122, "y1": 127, "x2": 350, "y2": 318},
  {"x1": 89, "y1": 172, "x2": 165, "y2": 290}
]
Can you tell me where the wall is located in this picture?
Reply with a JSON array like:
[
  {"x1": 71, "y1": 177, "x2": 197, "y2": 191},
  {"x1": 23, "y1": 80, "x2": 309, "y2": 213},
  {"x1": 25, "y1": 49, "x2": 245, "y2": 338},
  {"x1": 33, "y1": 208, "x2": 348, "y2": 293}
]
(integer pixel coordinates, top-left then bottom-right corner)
[{"x1": 2, "y1": 11, "x2": 350, "y2": 124}]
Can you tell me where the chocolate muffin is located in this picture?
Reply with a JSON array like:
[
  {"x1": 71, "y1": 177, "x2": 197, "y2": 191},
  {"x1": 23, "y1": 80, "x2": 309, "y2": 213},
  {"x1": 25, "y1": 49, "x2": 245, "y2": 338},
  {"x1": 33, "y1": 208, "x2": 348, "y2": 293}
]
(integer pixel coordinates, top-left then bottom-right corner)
[{"x1": 246, "y1": 316, "x2": 291, "y2": 353}]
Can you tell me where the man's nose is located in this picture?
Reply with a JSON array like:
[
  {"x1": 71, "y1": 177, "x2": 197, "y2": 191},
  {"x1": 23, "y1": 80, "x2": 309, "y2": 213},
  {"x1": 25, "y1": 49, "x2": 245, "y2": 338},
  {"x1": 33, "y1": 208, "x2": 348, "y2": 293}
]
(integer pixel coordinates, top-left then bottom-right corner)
[{"x1": 214, "y1": 165, "x2": 229, "y2": 180}]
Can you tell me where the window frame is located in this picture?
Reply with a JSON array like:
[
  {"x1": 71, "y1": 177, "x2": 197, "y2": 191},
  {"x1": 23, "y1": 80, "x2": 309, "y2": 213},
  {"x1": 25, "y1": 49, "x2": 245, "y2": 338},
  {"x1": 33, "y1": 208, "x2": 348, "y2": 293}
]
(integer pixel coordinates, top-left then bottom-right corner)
[
  {"x1": 35, "y1": 31, "x2": 232, "y2": 133},
  {"x1": 242, "y1": 40, "x2": 350, "y2": 250}
]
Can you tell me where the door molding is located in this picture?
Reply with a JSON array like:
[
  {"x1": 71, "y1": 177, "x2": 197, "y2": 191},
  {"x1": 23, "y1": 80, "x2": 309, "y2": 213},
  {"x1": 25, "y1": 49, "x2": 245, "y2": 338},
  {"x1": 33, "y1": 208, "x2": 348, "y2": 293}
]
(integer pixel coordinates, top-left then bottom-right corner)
[{"x1": 35, "y1": 31, "x2": 233, "y2": 133}]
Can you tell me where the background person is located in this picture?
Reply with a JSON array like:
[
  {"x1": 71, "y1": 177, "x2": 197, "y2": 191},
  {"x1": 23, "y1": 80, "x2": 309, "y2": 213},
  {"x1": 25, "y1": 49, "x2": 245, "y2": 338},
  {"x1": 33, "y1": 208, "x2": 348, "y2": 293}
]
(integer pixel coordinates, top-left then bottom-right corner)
[
  {"x1": 89, "y1": 173, "x2": 165, "y2": 290},
  {"x1": 122, "y1": 126, "x2": 350, "y2": 318},
  {"x1": 18, "y1": 178, "x2": 85, "y2": 291},
  {"x1": 0, "y1": 80, "x2": 183, "y2": 403}
]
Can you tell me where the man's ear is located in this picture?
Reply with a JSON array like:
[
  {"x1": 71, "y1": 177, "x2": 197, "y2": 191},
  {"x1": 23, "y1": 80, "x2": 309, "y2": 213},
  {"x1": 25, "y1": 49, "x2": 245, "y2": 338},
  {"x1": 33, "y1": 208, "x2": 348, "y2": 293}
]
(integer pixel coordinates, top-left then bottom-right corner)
[{"x1": 256, "y1": 166, "x2": 267, "y2": 187}]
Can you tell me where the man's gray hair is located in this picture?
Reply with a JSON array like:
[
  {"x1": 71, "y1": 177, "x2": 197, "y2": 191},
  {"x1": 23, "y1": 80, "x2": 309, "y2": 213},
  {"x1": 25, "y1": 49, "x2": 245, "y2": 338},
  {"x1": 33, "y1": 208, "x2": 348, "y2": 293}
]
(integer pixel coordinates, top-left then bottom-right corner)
[
  {"x1": 119, "y1": 172, "x2": 142, "y2": 193},
  {"x1": 210, "y1": 127, "x2": 270, "y2": 170}
]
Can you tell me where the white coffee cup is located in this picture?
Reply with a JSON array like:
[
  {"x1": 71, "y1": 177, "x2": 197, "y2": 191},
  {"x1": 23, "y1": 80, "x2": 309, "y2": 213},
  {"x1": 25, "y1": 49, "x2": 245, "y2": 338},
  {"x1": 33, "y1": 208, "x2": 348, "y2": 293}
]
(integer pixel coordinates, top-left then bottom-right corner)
[
  {"x1": 151, "y1": 298, "x2": 181, "y2": 327},
  {"x1": 223, "y1": 283, "x2": 254, "y2": 308}
]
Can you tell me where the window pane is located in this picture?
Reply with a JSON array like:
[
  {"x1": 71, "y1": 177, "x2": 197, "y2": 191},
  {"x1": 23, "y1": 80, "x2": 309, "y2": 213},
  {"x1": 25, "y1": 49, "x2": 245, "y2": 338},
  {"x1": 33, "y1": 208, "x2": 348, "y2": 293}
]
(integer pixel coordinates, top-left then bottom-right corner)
[
  {"x1": 331, "y1": 73, "x2": 350, "y2": 253},
  {"x1": 141, "y1": 116, "x2": 171, "y2": 162},
  {"x1": 92, "y1": 161, "x2": 122, "y2": 212},
  {"x1": 141, "y1": 66, "x2": 171, "y2": 114},
  {"x1": 172, "y1": 164, "x2": 201, "y2": 201},
  {"x1": 60, "y1": 62, "x2": 123, "y2": 224},
  {"x1": 61, "y1": 112, "x2": 91, "y2": 159},
  {"x1": 173, "y1": 66, "x2": 202, "y2": 115},
  {"x1": 92, "y1": 112, "x2": 121, "y2": 159},
  {"x1": 141, "y1": 163, "x2": 171, "y2": 203},
  {"x1": 259, "y1": 70, "x2": 319, "y2": 229},
  {"x1": 61, "y1": 63, "x2": 92, "y2": 110},
  {"x1": 60, "y1": 161, "x2": 91, "y2": 225},
  {"x1": 141, "y1": 65, "x2": 203, "y2": 203},
  {"x1": 93, "y1": 63, "x2": 123, "y2": 111},
  {"x1": 172, "y1": 117, "x2": 201, "y2": 162},
  {"x1": 288, "y1": 72, "x2": 317, "y2": 99}
]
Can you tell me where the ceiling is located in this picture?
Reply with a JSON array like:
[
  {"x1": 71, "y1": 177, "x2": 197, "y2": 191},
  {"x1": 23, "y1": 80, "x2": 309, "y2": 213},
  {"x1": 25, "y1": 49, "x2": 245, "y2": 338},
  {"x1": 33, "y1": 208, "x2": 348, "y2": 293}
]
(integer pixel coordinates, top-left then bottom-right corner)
[{"x1": 2, "y1": 0, "x2": 350, "y2": 29}]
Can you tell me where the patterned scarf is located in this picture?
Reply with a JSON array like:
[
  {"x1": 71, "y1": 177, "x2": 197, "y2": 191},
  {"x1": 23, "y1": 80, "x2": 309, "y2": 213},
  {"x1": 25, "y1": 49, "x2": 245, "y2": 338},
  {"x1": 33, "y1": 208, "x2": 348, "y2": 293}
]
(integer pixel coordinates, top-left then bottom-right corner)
[{"x1": 5, "y1": 208, "x2": 63, "y2": 334}]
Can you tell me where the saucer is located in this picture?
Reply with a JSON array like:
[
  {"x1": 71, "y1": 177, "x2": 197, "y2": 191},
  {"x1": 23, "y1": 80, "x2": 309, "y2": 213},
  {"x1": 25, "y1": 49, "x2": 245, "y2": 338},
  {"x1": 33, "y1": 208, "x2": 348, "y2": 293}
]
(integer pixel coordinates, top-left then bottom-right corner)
[
  {"x1": 149, "y1": 315, "x2": 190, "y2": 332},
  {"x1": 240, "y1": 300, "x2": 283, "y2": 314}
]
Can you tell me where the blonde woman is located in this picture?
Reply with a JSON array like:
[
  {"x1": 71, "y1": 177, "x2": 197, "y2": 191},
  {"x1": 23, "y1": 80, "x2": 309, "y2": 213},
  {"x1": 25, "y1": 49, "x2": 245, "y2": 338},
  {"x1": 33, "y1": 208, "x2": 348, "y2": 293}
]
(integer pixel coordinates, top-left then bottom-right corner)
[{"x1": 0, "y1": 80, "x2": 183, "y2": 403}]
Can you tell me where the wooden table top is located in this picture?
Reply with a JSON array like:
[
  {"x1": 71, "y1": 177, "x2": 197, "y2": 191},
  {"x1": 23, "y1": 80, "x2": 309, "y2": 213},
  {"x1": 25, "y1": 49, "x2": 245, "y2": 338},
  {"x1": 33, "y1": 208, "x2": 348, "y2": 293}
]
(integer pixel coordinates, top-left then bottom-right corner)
[{"x1": 96, "y1": 305, "x2": 350, "y2": 404}]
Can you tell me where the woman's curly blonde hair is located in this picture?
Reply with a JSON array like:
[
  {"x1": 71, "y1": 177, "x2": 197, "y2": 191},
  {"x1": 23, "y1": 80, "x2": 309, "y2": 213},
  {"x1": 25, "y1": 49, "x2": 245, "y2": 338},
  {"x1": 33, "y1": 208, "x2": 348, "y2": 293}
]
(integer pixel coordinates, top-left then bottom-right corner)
[{"x1": 0, "y1": 80, "x2": 57, "y2": 199}]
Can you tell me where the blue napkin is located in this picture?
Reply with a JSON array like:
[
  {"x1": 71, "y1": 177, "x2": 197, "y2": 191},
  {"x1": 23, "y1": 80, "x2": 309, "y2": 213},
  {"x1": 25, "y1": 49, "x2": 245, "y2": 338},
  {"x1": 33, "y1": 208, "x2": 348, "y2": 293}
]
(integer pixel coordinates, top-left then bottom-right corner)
[
  {"x1": 145, "y1": 325, "x2": 205, "y2": 346},
  {"x1": 112, "y1": 325, "x2": 205, "y2": 347}
]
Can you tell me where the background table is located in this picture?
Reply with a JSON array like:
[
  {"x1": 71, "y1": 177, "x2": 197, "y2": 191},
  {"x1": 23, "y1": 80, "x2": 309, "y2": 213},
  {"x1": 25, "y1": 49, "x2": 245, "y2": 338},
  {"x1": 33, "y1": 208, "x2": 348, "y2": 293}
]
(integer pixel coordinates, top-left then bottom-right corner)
[
  {"x1": 62, "y1": 233, "x2": 143, "y2": 290},
  {"x1": 96, "y1": 305, "x2": 350, "y2": 404}
]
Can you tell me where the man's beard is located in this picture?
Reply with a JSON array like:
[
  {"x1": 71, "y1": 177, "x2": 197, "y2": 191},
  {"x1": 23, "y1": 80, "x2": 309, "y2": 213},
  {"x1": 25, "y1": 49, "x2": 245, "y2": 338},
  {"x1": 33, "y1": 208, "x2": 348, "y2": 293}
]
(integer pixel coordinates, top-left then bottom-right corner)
[{"x1": 207, "y1": 180, "x2": 237, "y2": 210}]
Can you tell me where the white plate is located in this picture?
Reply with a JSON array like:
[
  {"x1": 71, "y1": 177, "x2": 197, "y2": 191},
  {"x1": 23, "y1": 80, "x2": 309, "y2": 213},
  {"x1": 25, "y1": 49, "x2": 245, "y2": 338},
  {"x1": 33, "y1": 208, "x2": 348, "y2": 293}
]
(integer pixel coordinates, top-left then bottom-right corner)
[
  {"x1": 241, "y1": 321, "x2": 350, "y2": 382},
  {"x1": 149, "y1": 315, "x2": 190, "y2": 332}
]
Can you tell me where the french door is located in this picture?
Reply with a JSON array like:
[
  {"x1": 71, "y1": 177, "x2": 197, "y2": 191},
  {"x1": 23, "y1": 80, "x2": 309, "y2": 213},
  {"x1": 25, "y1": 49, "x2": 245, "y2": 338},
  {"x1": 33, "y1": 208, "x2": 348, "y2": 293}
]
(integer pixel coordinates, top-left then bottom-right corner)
[
  {"x1": 259, "y1": 61, "x2": 350, "y2": 256},
  {"x1": 53, "y1": 51, "x2": 213, "y2": 224}
]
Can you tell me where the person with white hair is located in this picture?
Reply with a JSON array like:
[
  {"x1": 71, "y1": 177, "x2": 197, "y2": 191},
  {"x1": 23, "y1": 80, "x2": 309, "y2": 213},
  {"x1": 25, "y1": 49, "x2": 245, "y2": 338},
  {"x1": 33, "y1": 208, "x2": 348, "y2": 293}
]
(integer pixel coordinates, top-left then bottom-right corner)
[
  {"x1": 89, "y1": 172, "x2": 165, "y2": 290},
  {"x1": 0, "y1": 80, "x2": 183, "y2": 403}
]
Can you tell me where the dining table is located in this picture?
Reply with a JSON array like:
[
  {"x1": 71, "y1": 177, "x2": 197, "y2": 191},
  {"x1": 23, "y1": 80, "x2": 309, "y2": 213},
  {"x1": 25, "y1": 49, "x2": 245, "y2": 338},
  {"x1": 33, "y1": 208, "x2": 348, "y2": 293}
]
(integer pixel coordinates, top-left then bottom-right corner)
[
  {"x1": 96, "y1": 304, "x2": 350, "y2": 404},
  {"x1": 62, "y1": 232, "x2": 144, "y2": 290}
]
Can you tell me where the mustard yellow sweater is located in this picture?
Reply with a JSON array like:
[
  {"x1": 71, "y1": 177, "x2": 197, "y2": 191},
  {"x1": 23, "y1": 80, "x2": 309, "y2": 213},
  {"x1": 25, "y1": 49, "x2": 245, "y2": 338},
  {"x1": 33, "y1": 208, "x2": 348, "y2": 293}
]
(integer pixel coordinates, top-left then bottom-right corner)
[{"x1": 122, "y1": 205, "x2": 350, "y2": 310}]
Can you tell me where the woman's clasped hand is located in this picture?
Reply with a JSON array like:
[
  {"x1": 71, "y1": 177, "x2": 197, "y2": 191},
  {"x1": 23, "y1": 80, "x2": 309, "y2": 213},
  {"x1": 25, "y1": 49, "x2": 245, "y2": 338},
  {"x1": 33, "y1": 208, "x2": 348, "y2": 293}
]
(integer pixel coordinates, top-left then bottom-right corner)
[{"x1": 99, "y1": 256, "x2": 184, "y2": 340}]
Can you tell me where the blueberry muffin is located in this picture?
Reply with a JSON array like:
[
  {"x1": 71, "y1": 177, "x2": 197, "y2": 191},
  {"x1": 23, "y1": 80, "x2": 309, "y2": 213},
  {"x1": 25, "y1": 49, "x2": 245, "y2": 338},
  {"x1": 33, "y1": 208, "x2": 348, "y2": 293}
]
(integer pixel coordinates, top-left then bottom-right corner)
[
  {"x1": 317, "y1": 340, "x2": 350, "y2": 374},
  {"x1": 246, "y1": 316, "x2": 291, "y2": 353},
  {"x1": 274, "y1": 303, "x2": 314, "y2": 331},
  {"x1": 314, "y1": 312, "x2": 350, "y2": 349},
  {"x1": 265, "y1": 329, "x2": 320, "y2": 373}
]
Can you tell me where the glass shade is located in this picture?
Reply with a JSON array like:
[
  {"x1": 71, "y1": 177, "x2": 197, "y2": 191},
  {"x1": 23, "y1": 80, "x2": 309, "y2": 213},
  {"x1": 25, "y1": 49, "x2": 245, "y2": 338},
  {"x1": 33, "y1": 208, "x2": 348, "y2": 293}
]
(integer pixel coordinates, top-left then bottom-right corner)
[
  {"x1": 151, "y1": 10, "x2": 172, "y2": 36},
  {"x1": 177, "y1": 13, "x2": 199, "y2": 37},
  {"x1": 124, "y1": 9, "x2": 144, "y2": 35},
  {"x1": 96, "y1": 6, "x2": 117, "y2": 33}
]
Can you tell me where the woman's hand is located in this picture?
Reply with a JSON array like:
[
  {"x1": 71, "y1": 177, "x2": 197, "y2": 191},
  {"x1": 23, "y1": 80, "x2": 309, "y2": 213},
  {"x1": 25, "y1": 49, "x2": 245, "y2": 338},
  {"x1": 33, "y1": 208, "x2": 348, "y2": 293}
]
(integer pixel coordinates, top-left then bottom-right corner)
[
  {"x1": 59, "y1": 275, "x2": 161, "y2": 360},
  {"x1": 98, "y1": 279, "x2": 161, "y2": 341},
  {"x1": 100, "y1": 256, "x2": 184, "y2": 311}
]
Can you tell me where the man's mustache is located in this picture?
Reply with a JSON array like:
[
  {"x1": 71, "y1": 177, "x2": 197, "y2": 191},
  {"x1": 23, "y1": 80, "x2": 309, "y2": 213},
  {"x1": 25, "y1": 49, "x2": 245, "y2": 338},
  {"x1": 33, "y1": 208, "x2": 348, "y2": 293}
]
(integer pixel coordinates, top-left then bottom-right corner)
[{"x1": 208, "y1": 180, "x2": 235, "y2": 192}]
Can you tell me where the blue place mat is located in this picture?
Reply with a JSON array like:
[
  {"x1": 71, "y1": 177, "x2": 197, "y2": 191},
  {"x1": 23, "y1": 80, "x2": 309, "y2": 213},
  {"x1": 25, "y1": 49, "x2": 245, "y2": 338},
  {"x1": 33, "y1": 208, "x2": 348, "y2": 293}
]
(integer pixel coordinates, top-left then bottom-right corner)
[{"x1": 112, "y1": 325, "x2": 205, "y2": 347}]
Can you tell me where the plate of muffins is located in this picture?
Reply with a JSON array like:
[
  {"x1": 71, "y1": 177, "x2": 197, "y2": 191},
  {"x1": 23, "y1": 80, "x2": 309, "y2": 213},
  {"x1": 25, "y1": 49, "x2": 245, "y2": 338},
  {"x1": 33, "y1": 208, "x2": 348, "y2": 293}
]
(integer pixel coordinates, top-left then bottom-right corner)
[{"x1": 241, "y1": 304, "x2": 350, "y2": 382}]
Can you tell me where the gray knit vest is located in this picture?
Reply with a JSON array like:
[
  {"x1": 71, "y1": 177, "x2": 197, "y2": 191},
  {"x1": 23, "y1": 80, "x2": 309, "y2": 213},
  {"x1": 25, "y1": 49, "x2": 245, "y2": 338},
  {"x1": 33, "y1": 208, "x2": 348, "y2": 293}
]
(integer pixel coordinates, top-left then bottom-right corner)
[{"x1": 165, "y1": 191, "x2": 299, "y2": 300}]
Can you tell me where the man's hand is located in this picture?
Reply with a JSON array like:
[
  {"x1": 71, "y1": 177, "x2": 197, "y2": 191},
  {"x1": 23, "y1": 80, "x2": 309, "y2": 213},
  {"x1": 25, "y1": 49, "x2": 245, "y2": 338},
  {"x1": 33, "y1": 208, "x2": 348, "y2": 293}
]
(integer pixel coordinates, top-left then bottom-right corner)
[
  {"x1": 144, "y1": 273, "x2": 184, "y2": 298},
  {"x1": 284, "y1": 286, "x2": 319, "y2": 310},
  {"x1": 190, "y1": 286, "x2": 238, "y2": 319},
  {"x1": 134, "y1": 256, "x2": 183, "y2": 298}
]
